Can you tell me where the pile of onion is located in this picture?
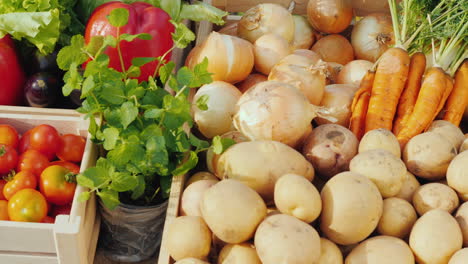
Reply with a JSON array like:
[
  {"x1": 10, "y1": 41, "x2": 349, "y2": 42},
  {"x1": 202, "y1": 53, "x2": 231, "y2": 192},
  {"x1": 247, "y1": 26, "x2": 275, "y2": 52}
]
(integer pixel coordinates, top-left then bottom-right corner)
[
  {"x1": 254, "y1": 33, "x2": 291, "y2": 75},
  {"x1": 291, "y1": 15, "x2": 316, "y2": 50},
  {"x1": 337, "y1": 60, "x2": 374, "y2": 86},
  {"x1": 316, "y1": 84, "x2": 360, "y2": 127},
  {"x1": 307, "y1": 0, "x2": 354, "y2": 34},
  {"x1": 311, "y1": 34, "x2": 355, "y2": 65}
]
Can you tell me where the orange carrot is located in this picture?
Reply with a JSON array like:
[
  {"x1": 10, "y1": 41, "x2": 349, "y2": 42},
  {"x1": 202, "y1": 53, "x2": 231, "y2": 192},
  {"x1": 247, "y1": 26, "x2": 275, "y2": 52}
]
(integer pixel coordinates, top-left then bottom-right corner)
[
  {"x1": 365, "y1": 47, "x2": 410, "y2": 132},
  {"x1": 396, "y1": 67, "x2": 447, "y2": 146},
  {"x1": 350, "y1": 71, "x2": 375, "y2": 139},
  {"x1": 443, "y1": 61, "x2": 468, "y2": 126},
  {"x1": 393, "y1": 52, "x2": 426, "y2": 135}
]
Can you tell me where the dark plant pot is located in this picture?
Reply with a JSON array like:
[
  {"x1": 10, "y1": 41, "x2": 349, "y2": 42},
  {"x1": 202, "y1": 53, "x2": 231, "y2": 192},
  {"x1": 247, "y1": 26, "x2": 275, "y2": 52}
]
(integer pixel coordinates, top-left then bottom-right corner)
[{"x1": 98, "y1": 198, "x2": 169, "y2": 262}]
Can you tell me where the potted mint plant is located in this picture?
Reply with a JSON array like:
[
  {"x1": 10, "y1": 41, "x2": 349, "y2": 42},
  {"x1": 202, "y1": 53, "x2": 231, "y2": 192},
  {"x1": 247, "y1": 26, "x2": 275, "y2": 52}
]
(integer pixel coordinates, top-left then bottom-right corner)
[{"x1": 56, "y1": 1, "x2": 227, "y2": 262}]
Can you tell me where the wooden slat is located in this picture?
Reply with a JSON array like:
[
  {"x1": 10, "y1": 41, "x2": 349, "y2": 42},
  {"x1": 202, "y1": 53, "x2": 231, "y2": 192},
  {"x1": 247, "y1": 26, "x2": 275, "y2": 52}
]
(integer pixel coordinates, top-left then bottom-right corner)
[
  {"x1": 211, "y1": 0, "x2": 308, "y2": 14},
  {"x1": 0, "y1": 222, "x2": 56, "y2": 253},
  {"x1": 0, "y1": 251, "x2": 58, "y2": 264}
]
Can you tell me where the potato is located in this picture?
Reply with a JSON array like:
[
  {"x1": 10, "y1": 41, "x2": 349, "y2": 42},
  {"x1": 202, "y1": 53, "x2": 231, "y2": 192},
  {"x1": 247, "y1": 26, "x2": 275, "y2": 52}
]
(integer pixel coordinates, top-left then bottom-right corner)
[
  {"x1": 315, "y1": 84, "x2": 359, "y2": 127},
  {"x1": 302, "y1": 124, "x2": 358, "y2": 179},
  {"x1": 350, "y1": 149, "x2": 406, "y2": 198},
  {"x1": 206, "y1": 131, "x2": 249, "y2": 174},
  {"x1": 395, "y1": 171, "x2": 421, "y2": 202},
  {"x1": 200, "y1": 179, "x2": 267, "y2": 243},
  {"x1": 449, "y1": 248, "x2": 468, "y2": 264},
  {"x1": 216, "y1": 140, "x2": 314, "y2": 201},
  {"x1": 427, "y1": 120, "x2": 465, "y2": 150},
  {"x1": 447, "y1": 151, "x2": 468, "y2": 201},
  {"x1": 186, "y1": 172, "x2": 219, "y2": 187},
  {"x1": 255, "y1": 214, "x2": 321, "y2": 264},
  {"x1": 455, "y1": 202, "x2": 468, "y2": 247},
  {"x1": 345, "y1": 236, "x2": 414, "y2": 264},
  {"x1": 274, "y1": 174, "x2": 321, "y2": 223},
  {"x1": 403, "y1": 132, "x2": 458, "y2": 180},
  {"x1": 377, "y1": 197, "x2": 417, "y2": 238},
  {"x1": 413, "y1": 183, "x2": 459, "y2": 215},
  {"x1": 359, "y1": 128, "x2": 400, "y2": 157},
  {"x1": 409, "y1": 209, "x2": 463, "y2": 264},
  {"x1": 166, "y1": 216, "x2": 212, "y2": 261},
  {"x1": 175, "y1": 259, "x2": 210, "y2": 264},
  {"x1": 181, "y1": 180, "x2": 217, "y2": 217},
  {"x1": 318, "y1": 238, "x2": 343, "y2": 264},
  {"x1": 320, "y1": 172, "x2": 383, "y2": 245},
  {"x1": 218, "y1": 243, "x2": 261, "y2": 264}
]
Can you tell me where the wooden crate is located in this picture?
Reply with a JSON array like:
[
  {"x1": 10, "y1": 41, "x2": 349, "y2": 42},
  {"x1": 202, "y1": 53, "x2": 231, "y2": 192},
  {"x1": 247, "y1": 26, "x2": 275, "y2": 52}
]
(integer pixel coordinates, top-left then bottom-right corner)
[{"x1": 0, "y1": 106, "x2": 100, "y2": 264}]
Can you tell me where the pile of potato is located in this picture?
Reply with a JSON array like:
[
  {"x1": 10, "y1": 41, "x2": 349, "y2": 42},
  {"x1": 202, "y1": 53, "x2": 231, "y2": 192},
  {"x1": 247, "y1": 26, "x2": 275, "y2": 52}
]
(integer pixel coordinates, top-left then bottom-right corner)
[{"x1": 165, "y1": 120, "x2": 468, "y2": 264}]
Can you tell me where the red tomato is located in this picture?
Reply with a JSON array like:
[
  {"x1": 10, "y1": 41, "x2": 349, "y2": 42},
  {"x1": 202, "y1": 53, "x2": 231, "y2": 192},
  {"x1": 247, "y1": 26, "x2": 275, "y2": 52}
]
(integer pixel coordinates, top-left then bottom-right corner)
[
  {"x1": 17, "y1": 149, "x2": 49, "y2": 180},
  {"x1": 0, "y1": 35, "x2": 26, "y2": 106},
  {"x1": 51, "y1": 203, "x2": 72, "y2": 217},
  {"x1": 42, "y1": 216, "x2": 55, "y2": 223},
  {"x1": 0, "y1": 180, "x2": 6, "y2": 200},
  {"x1": 3, "y1": 170, "x2": 37, "y2": 200},
  {"x1": 0, "y1": 200, "x2": 9, "y2": 220},
  {"x1": 8, "y1": 189, "x2": 47, "y2": 222},
  {"x1": 56, "y1": 134, "x2": 85, "y2": 163},
  {"x1": 49, "y1": 161, "x2": 80, "y2": 174},
  {"x1": 0, "y1": 144, "x2": 18, "y2": 174},
  {"x1": 40, "y1": 165, "x2": 76, "y2": 205},
  {"x1": 29, "y1": 124, "x2": 62, "y2": 160},
  {"x1": 18, "y1": 130, "x2": 31, "y2": 154},
  {"x1": 0, "y1": 125, "x2": 19, "y2": 148}
]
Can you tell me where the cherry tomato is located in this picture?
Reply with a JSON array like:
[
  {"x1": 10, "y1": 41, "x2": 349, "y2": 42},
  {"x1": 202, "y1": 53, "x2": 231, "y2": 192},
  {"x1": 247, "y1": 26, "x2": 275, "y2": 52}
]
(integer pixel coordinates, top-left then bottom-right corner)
[
  {"x1": 51, "y1": 203, "x2": 72, "y2": 217},
  {"x1": 0, "y1": 144, "x2": 18, "y2": 174},
  {"x1": 0, "y1": 180, "x2": 6, "y2": 200},
  {"x1": 49, "y1": 161, "x2": 80, "y2": 174},
  {"x1": 40, "y1": 165, "x2": 76, "y2": 205},
  {"x1": 29, "y1": 124, "x2": 62, "y2": 160},
  {"x1": 42, "y1": 216, "x2": 55, "y2": 223},
  {"x1": 8, "y1": 189, "x2": 47, "y2": 222},
  {"x1": 0, "y1": 200, "x2": 9, "y2": 220},
  {"x1": 3, "y1": 170, "x2": 37, "y2": 200},
  {"x1": 56, "y1": 134, "x2": 85, "y2": 163},
  {"x1": 18, "y1": 130, "x2": 31, "y2": 154},
  {"x1": 17, "y1": 149, "x2": 49, "y2": 180},
  {"x1": 0, "y1": 125, "x2": 19, "y2": 148}
]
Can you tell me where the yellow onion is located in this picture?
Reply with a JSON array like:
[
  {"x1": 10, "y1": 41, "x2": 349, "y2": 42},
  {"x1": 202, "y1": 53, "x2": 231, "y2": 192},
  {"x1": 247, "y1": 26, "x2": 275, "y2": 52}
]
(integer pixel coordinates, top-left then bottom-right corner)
[
  {"x1": 269, "y1": 53, "x2": 327, "y2": 105},
  {"x1": 237, "y1": 73, "x2": 268, "y2": 93},
  {"x1": 316, "y1": 84, "x2": 359, "y2": 127},
  {"x1": 311, "y1": 34, "x2": 354, "y2": 65},
  {"x1": 238, "y1": 3, "x2": 295, "y2": 44},
  {"x1": 186, "y1": 32, "x2": 254, "y2": 84},
  {"x1": 293, "y1": 49, "x2": 322, "y2": 63},
  {"x1": 307, "y1": 0, "x2": 354, "y2": 34},
  {"x1": 254, "y1": 33, "x2": 291, "y2": 75},
  {"x1": 206, "y1": 131, "x2": 249, "y2": 174},
  {"x1": 292, "y1": 15, "x2": 316, "y2": 50},
  {"x1": 337, "y1": 60, "x2": 374, "y2": 86},
  {"x1": 218, "y1": 22, "x2": 238, "y2": 36}
]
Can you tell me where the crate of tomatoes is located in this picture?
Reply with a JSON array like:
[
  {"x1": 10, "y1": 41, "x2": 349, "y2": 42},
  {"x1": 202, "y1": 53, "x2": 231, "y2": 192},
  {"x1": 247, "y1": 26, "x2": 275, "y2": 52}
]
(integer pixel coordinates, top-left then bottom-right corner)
[{"x1": 0, "y1": 106, "x2": 99, "y2": 264}]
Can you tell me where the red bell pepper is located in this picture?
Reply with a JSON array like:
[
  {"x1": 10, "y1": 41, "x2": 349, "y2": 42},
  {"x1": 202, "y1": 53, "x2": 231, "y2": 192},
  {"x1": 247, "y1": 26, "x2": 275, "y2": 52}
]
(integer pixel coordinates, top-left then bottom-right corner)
[
  {"x1": 84, "y1": 1, "x2": 175, "y2": 82},
  {"x1": 0, "y1": 35, "x2": 25, "y2": 106}
]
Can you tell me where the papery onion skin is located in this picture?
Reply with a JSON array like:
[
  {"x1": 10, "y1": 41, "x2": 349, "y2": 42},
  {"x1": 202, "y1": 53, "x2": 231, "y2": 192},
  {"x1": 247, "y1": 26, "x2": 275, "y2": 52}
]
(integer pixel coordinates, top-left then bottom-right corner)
[
  {"x1": 186, "y1": 32, "x2": 254, "y2": 84},
  {"x1": 311, "y1": 34, "x2": 354, "y2": 65},
  {"x1": 326, "y1": 62, "x2": 344, "y2": 84},
  {"x1": 192, "y1": 81, "x2": 242, "y2": 139},
  {"x1": 218, "y1": 22, "x2": 238, "y2": 36},
  {"x1": 238, "y1": 3, "x2": 295, "y2": 44},
  {"x1": 316, "y1": 84, "x2": 359, "y2": 127},
  {"x1": 254, "y1": 33, "x2": 291, "y2": 75},
  {"x1": 351, "y1": 13, "x2": 394, "y2": 62},
  {"x1": 307, "y1": 0, "x2": 354, "y2": 34},
  {"x1": 233, "y1": 81, "x2": 317, "y2": 147},
  {"x1": 293, "y1": 49, "x2": 322, "y2": 64},
  {"x1": 292, "y1": 15, "x2": 315, "y2": 50},
  {"x1": 337, "y1": 60, "x2": 374, "y2": 86},
  {"x1": 237, "y1": 73, "x2": 268, "y2": 93}
]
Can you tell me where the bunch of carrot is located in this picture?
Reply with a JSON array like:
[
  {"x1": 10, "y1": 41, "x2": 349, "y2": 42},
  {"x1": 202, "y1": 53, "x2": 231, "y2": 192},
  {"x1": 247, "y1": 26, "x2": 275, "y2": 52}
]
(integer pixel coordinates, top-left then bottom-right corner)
[{"x1": 350, "y1": 0, "x2": 467, "y2": 147}]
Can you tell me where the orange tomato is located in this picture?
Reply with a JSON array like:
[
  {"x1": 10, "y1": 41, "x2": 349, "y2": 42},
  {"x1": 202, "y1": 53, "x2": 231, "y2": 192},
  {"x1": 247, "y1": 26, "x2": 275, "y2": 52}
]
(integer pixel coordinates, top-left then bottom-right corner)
[{"x1": 8, "y1": 189, "x2": 47, "y2": 222}]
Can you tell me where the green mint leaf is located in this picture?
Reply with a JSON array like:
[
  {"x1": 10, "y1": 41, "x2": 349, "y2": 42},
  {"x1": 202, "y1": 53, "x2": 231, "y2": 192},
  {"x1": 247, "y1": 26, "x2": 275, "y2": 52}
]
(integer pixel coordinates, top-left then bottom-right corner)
[
  {"x1": 127, "y1": 86, "x2": 146, "y2": 100},
  {"x1": 120, "y1": 33, "x2": 152, "y2": 42},
  {"x1": 78, "y1": 191, "x2": 91, "y2": 202},
  {"x1": 160, "y1": 0, "x2": 181, "y2": 21},
  {"x1": 189, "y1": 134, "x2": 210, "y2": 149},
  {"x1": 131, "y1": 174, "x2": 146, "y2": 200},
  {"x1": 144, "y1": 108, "x2": 164, "y2": 119},
  {"x1": 108, "y1": 8, "x2": 129, "y2": 27},
  {"x1": 81, "y1": 75, "x2": 95, "y2": 97},
  {"x1": 195, "y1": 94, "x2": 209, "y2": 111},
  {"x1": 100, "y1": 82, "x2": 125, "y2": 105},
  {"x1": 103, "y1": 108, "x2": 122, "y2": 128},
  {"x1": 172, "y1": 151, "x2": 198, "y2": 176},
  {"x1": 84, "y1": 54, "x2": 110, "y2": 77},
  {"x1": 108, "y1": 142, "x2": 145, "y2": 168},
  {"x1": 103, "y1": 35, "x2": 117, "y2": 48},
  {"x1": 159, "y1": 61, "x2": 175, "y2": 84},
  {"x1": 140, "y1": 124, "x2": 162, "y2": 141},
  {"x1": 192, "y1": 57, "x2": 213, "y2": 86},
  {"x1": 88, "y1": 115, "x2": 98, "y2": 138},
  {"x1": 57, "y1": 35, "x2": 87, "y2": 70},
  {"x1": 131, "y1": 57, "x2": 157, "y2": 67},
  {"x1": 110, "y1": 172, "x2": 137, "y2": 192},
  {"x1": 142, "y1": 89, "x2": 169, "y2": 107},
  {"x1": 127, "y1": 65, "x2": 141, "y2": 78},
  {"x1": 160, "y1": 176, "x2": 172, "y2": 199},
  {"x1": 180, "y1": 1, "x2": 228, "y2": 26},
  {"x1": 171, "y1": 21, "x2": 196, "y2": 49},
  {"x1": 146, "y1": 136, "x2": 169, "y2": 167},
  {"x1": 62, "y1": 63, "x2": 83, "y2": 96},
  {"x1": 97, "y1": 189, "x2": 120, "y2": 210},
  {"x1": 102, "y1": 127, "x2": 120, "y2": 150},
  {"x1": 212, "y1": 136, "x2": 236, "y2": 155},
  {"x1": 176, "y1": 66, "x2": 195, "y2": 88},
  {"x1": 85, "y1": 36, "x2": 104, "y2": 57},
  {"x1": 120, "y1": 102, "x2": 139, "y2": 129},
  {"x1": 77, "y1": 167, "x2": 109, "y2": 188}
]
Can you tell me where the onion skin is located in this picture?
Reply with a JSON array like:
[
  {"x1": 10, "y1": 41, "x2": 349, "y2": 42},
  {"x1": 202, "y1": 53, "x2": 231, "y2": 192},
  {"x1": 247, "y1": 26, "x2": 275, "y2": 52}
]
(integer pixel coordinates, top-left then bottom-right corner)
[
  {"x1": 292, "y1": 15, "x2": 315, "y2": 50},
  {"x1": 254, "y1": 34, "x2": 291, "y2": 75},
  {"x1": 218, "y1": 22, "x2": 238, "y2": 36},
  {"x1": 307, "y1": 0, "x2": 354, "y2": 34},
  {"x1": 311, "y1": 34, "x2": 354, "y2": 65},
  {"x1": 316, "y1": 84, "x2": 359, "y2": 127},
  {"x1": 337, "y1": 60, "x2": 374, "y2": 86},
  {"x1": 238, "y1": 3, "x2": 295, "y2": 44},
  {"x1": 237, "y1": 73, "x2": 268, "y2": 93},
  {"x1": 326, "y1": 62, "x2": 344, "y2": 84},
  {"x1": 293, "y1": 49, "x2": 322, "y2": 63},
  {"x1": 186, "y1": 32, "x2": 254, "y2": 84},
  {"x1": 351, "y1": 13, "x2": 394, "y2": 62}
]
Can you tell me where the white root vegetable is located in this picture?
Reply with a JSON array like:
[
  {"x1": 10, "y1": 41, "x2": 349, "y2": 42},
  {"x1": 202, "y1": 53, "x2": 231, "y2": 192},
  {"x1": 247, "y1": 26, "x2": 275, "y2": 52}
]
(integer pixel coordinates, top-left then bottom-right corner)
[
  {"x1": 449, "y1": 248, "x2": 468, "y2": 264},
  {"x1": 409, "y1": 209, "x2": 463, "y2": 264},
  {"x1": 395, "y1": 171, "x2": 421, "y2": 202},
  {"x1": 181, "y1": 180, "x2": 217, "y2": 217},
  {"x1": 318, "y1": 238, "x2": 343, "y2": 264},
  {"x1": 315, "y1": 84, "x2": 359, "y2": 127},
  {"x1": 192, "y1": 81, "x2": 242, "y2": 138},
  {"x1": 337, "y1": 60, "x2": 374, "y2": 86},
  {"x1": 254, "y1": 33, "x2": 290, "y2": 75},
  {"x1": 455, "y1": 202, "x2": 468, "y2": 247},
  {"x1": 413, "y1": 183, "x2": 459, "y2": 215},
  {"x1": 206, "y1": 131, "x2": 249, "y2": 174},
  {"x1": 236, "y1": 73, "x2": 267, "y2": 93},
  {"x1": 447, "y1": 151, "x2": 468, "y2": 201},
  {"x1": 186, "y1": 32, "x2": 254, "y2": 84},
  {"x1": 311, "y1": 34, "x2": 354, "y2": 65},
  {"x1": 359, "y1": 128, "x2": 401, "y2": 157},
  {"x1": 238, "y1": 3, "x2": 294, "y2": 43},
  {"x1": 377, "y1": 198, "x2": 417, "y2": 238},
  {"x1": 233, "y1": 81, "x2": 322, "y2": 146},
  {"x1": 307, "y1": 0, "x2": 353, "y2": 34},
  {"x1": 269, "y1": 54, "x2": 327, "y2": 105},
  {"x1": 427, "y1": 120, "x2": 465, "y2": 150},
  {"x1": 351, "y1": 13, "x2": 394, "y2": 62},
  {"x1": 218, "y1": 243, "x2": 261, "y2": 264},
  {"x1": 346, "y1": 236, "x2": 414, "y2": 264},
  {"x1": 291, "y1": 15, "x2": 315, "y2": 50}
]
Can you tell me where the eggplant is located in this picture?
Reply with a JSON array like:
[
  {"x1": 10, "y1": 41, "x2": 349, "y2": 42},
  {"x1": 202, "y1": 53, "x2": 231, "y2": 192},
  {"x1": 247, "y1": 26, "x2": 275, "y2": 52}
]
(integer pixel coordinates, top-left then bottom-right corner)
[{"x1": 24, "y1": 72, "x2": 61, "y2": 108}]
